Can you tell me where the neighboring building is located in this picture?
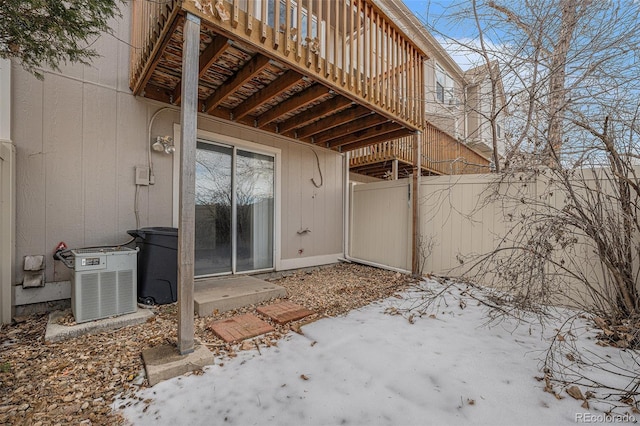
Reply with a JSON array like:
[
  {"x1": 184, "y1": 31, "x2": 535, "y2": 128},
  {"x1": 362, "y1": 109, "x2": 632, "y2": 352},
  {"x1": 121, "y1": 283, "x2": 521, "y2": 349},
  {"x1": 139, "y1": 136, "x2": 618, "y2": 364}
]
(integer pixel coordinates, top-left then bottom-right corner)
[
  {"x1": 349, "y1": 1, "x2": 504, "y2": 179},
  {"x1": 464, "y1": 63, "x2": 507, "y2": 161}
]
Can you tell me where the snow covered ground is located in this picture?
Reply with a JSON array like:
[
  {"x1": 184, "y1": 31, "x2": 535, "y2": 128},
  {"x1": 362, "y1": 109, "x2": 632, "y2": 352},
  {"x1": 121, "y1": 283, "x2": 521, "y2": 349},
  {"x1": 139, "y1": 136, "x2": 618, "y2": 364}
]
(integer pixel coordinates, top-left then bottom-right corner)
[{"x1": 119, "y1": 280, "x2": 638, "y2": 425}]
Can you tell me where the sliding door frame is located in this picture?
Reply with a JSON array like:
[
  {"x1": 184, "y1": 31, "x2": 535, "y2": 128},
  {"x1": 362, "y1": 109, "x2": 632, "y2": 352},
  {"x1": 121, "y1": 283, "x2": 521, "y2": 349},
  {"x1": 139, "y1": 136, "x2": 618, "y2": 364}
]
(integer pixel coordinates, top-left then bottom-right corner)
[{"x1": 172, "y1": 124, "x2": 282, "y2": 275}]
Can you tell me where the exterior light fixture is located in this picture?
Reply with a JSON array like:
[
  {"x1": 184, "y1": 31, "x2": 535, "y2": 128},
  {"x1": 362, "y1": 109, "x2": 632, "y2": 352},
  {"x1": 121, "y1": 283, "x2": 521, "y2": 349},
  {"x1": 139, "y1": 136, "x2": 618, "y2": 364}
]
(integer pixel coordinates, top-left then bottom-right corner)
[{"x1": 152, "y1": 136, "x2": 175, "y2": 154}]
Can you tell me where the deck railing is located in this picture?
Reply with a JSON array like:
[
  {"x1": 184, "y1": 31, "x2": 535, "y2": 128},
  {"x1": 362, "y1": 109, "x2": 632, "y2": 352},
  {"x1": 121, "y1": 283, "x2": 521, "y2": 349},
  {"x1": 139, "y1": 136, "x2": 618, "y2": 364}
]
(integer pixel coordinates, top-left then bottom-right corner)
[
  {"x1": 129, "y1": 0, "x2": 179, "y2": 92},
  {"x1": 349, "y1": 137, "x2": 414, "y2": 169},
  {"x1": 422, "y1": 124, "x2": 490, "y2": 174},
  {"x1": 129, "y1": 0, "x2": 425, "y2": 130},
  {"x1": 350, "y1": 123, "x2": 491, "y2": 175}
]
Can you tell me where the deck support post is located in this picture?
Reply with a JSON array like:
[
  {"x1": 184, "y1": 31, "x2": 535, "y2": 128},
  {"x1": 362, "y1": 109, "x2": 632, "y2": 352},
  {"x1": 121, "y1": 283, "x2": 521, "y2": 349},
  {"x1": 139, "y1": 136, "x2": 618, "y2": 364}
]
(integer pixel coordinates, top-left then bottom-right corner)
[
  {"x1": 411, "y1": 131, "x2": 421, "y2": 277},
  {"x1": 177, "y1": 12, "x2": 200, "y2": 355},
  {"x1": 392, "y1": 159, "x2": 398, "y2": 180}
]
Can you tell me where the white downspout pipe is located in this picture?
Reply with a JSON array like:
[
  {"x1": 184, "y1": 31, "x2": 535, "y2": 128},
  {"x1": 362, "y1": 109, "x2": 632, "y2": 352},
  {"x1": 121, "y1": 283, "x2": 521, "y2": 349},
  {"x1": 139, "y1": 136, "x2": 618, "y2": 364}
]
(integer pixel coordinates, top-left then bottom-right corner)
[
  {"x1": 463, "y1": 84, "x2": 468, "y2": 141},
  {"x1": 342, "y1": 151, "x2": 350, "y2": 259},
  {"x1": 0, "y1": 60, "x2": 10, "y2": 141},
  {"x1": 0, "y1": 58, "x2": 15, "y2": 324}
]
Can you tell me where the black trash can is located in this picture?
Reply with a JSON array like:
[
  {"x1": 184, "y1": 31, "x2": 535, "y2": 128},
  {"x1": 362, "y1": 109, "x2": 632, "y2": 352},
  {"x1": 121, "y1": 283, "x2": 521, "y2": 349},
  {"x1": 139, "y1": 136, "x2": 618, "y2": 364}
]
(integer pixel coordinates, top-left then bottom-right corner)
[{"x1": 128, "y1": 227, "x2": 178, "y2": 305}]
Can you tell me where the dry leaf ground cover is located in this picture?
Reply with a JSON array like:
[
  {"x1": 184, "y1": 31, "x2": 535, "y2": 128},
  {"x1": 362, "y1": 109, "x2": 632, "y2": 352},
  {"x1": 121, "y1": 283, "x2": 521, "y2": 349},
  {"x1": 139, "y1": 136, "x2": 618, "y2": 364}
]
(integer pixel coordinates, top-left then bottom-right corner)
[{"x1": 0, "y1": 263, "x2": 415, "y2": 425}]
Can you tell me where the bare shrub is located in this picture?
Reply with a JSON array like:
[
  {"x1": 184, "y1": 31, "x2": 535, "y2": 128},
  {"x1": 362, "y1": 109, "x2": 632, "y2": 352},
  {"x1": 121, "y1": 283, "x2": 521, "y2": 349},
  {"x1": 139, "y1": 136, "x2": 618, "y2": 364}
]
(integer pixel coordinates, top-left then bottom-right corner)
[{"x1": 413, "y1": 0, "x2": 640, "y2": 410}]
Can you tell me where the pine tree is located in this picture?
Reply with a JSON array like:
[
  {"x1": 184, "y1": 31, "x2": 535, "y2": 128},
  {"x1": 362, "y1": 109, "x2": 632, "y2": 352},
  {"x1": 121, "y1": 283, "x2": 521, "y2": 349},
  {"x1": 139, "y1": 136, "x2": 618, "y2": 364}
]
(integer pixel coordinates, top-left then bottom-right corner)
[{"x1": 0, "y1": 0, "x2": 122, "y2": 78}]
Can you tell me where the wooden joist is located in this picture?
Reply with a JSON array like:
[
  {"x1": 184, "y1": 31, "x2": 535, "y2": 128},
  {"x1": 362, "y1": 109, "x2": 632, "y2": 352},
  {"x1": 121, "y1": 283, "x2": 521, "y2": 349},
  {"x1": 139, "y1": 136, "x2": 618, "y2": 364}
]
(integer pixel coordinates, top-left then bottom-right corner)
[
  {"x1": 143, "y1": 83, "x2": 172, "y2": 103},
  {"x1": 313, "y1": 113, "x2": 388, "y2": 144},
  {"x1": 172, "y1": 35, "x2": 231, "y2": 105},
  {"x1": 256, "y1": 84, "x2": 329, "y2": 128},
  {"x1": 298, "y1": 105, "x2": 371, "y2": 140},
  {"x1": 232, "y1": 70, "x2": 303, "y2": 120},
  {"x1": 279, "y1": 97, "x2": 352, "y2": 135},
  {"x1": 199, "y1": 36, "x2": 232, "y2": 76},
  {"x1": 327, "y1": 122, "x2": 403, "y2": 149},
  {"x1": 340, "y1": 128, "x2": 413, "y2": 151},
  {"x1": 205, "y1": 54, "x2": 271, "y2": 114}
]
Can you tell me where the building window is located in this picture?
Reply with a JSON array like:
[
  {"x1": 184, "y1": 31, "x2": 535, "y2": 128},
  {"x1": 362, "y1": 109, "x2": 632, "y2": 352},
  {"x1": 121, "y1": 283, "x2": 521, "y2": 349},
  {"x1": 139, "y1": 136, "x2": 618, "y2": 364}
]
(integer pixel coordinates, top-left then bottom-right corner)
[
  {"x1": 497, "y1": 124, "x2": 502, "y2": 138},
  {"x1": 436, "y1": 82, "x2": 445, "y2": 103},
  {"x1": 435, "y1": 63, "x2": 454, "y2": 104}
]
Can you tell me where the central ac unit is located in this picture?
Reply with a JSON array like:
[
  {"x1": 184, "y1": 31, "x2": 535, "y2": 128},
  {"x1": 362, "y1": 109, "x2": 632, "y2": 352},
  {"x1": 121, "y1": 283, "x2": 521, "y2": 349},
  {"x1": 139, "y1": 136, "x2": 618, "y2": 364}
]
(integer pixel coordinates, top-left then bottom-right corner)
[{"x1": 70, "y1": 247, "x2": 138, "y2": 323}]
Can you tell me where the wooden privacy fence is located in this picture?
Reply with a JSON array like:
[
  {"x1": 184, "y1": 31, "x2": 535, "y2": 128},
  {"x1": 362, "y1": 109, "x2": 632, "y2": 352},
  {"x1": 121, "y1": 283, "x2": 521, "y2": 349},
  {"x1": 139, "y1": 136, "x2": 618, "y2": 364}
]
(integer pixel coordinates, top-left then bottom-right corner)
[
  {"x1": 350, "y1": 170, "x2": 635, "y2": 305},
  {"x1": 349, "y1": 174, "x2": 518, "y2": 273},
  {"x1": 349, "y1": 179, "x2": 412, "y2": 272},
  {"x1": 348, "y1": 174, "x2": 551, "y2": 272},
  {"x1": 418, "y1": 174, "x2": 523, "y2": 274},
  {"x1": 349, "y1": 175, "x2": 505, "y2": 273}
]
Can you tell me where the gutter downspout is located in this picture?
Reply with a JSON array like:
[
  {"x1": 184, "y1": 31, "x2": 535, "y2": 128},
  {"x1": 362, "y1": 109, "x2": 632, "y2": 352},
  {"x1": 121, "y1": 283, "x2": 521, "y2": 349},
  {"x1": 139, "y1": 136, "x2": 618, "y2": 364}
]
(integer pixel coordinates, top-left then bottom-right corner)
[
  {"x1": 463, "y1": 84, "x2": 468, "y2": 141},
  {"x1": 411, "y1": 131, "x2": 422, "y2": 276},
  {"x1": 0, "y1": 58, "x2": 15, "y2": 324},
  {"x1": 342, "y1": 151, "x2": 350, "y2": 260}
]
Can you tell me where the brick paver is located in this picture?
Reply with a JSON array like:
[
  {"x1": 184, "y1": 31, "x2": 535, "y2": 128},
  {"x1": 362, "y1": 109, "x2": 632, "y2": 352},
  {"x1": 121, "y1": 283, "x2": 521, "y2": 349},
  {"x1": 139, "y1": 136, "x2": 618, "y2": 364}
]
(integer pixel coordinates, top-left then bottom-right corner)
[
  {"x1": 257, "y1": 301, "x2": 314, "y2": 325},
  {"x1": 209, "y1": 313, "x2": 275, "y2": 342}
]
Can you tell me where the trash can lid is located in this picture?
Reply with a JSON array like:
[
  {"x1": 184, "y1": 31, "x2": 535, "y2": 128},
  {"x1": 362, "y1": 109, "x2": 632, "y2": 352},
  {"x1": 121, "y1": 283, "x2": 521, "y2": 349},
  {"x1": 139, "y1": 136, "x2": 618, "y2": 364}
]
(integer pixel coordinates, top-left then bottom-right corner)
[
  {"x1": 140, "y1": 227, "x2": 178, "y2": 235},
  {"x1": 127, "y1": 227, "x2": 178, "y2": 238}
]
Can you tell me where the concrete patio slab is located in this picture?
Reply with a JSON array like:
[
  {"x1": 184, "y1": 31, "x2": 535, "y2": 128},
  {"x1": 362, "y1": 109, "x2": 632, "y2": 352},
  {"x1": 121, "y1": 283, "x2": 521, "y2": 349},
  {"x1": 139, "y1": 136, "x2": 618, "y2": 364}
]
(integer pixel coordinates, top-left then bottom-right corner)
[
  {"x1": 194, "y1": 275, "x2": 287, "y2": 317},
  {"x1": 257, "y1": 301, "x2": 314, "y2": 324},
  {"x1": 209, "y1": 313, "x2": 275, "y2": 342},
  {"x1": 45, "y1": 309, "x2": 154, "y2": 343},
  {"x1": 142, "y1": 343, "x2": 215, "y2": 386}
]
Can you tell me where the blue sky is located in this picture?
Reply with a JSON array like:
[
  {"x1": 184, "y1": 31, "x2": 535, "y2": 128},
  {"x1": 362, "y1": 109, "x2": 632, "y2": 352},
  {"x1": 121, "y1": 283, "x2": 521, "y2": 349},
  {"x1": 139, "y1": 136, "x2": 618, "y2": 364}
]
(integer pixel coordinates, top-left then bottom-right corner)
[
  {"x1": 402, "y1": 0, "x2": 482, "y2": 70},
  {"x1": 402, "y1": 0, "x2": 470, "y2": 39}
]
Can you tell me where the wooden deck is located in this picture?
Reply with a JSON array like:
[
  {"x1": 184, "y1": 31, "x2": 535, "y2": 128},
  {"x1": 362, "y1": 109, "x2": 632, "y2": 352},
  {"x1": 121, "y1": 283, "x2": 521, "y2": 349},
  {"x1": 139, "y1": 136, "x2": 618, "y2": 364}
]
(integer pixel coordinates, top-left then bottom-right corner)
[
  {"x1": 350, "y1": 123, "x2": 491, "y2": 178},
  {"x1": 129, "y1": 0, "x2": 492, "y2": 176},
  {"x1": 129, "y1": 0, "x2": 425, "y2": 151}
]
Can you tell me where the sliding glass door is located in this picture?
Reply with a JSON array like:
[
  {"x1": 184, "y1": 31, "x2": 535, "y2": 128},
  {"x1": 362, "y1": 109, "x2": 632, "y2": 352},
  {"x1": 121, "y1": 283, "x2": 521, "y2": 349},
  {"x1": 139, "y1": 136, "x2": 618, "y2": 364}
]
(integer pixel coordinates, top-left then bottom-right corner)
[
  {"x1": 195, "y1": 143, "x2": 233, "y2": 275},
  {"x1": 195, "y1": 142, "x2": 274, "y2": 276},
  {"x1": 236, "y1": 149, "x2": 275, "y2": 272}
]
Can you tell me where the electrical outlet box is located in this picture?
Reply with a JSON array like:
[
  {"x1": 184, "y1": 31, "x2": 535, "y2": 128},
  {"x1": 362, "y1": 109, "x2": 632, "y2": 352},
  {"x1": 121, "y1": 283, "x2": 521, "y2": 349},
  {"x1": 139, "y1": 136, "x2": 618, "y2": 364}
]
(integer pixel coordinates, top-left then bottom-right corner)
[{"x1": 135, "y1": 166, "x2": 150, "y2": 186}]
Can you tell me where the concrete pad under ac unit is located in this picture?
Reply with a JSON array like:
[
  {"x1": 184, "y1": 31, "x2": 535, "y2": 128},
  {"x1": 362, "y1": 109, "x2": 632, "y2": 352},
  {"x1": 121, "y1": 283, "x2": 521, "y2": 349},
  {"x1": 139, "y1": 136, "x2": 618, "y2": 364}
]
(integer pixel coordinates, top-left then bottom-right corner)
[{"x1": 45, "y1": 309, "x2": 154, "y2": 342}]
